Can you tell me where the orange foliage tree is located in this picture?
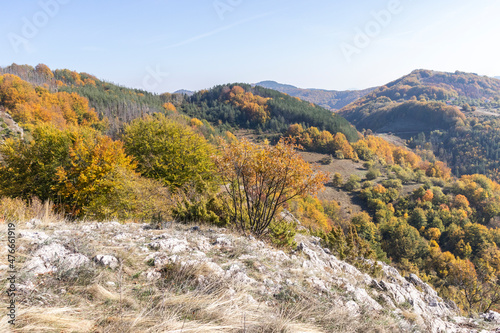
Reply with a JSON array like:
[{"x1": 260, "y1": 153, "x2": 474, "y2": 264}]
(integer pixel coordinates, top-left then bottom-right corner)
[
  {"x1": 163, "y1": 102, "x2": 177, "y2": 112},
  {"x1": 0, "y1": 74, "x2": 99, "y2": 129},
  {"x1": 213, "y1": 138, "x2": 328, "y2": 235},
  {"x1": 286, "y1": 196, "x2": 335, "y2": 232}
]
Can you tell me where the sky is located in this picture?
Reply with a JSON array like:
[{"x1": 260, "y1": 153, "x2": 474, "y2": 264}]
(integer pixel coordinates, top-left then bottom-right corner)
[{"x1": 1, "y1": 0, "x2": 500, "y2": 93}]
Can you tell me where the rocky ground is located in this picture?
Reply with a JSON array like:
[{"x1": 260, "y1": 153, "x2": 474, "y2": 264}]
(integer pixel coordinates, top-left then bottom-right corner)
[{"x1": 1, "y1": 219, "x2": 500, "y2": 332}]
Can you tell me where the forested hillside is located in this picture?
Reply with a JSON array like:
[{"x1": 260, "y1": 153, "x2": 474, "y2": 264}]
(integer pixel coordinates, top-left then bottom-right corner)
[
  {"x1": 3, "y1": 65, "x2": 500, "y2": 317},
  {"x1": 181, "y1": 83, "x2": 360, "y2": 141},
  {"x1": 255, "y1": 80, "x2": 376, "y2": 110},
  {"x1": 0, "y1": 64, "x2": 183, "y2": 137},
  {"x1": 0, "y1": 64, "x2": 359, "y2": 142},
  {"x1": 339, "y1": 69, "x2": 500, "y2": 134},
  {"x1": 339, "y1": 69, "x2": 500, "y2": 182}
]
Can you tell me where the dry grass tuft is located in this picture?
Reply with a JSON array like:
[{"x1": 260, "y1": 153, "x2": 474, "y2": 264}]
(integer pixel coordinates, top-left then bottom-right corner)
[
  {"x1": 0, "y1": 196, "x2": 63, "y2": 225},
  {"x1": 14, "y1": 306, "x2": 94, "y2": 332}
]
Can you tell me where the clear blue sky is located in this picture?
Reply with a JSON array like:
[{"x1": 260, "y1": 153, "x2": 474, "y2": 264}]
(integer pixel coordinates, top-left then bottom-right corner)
[{"x1": 1, "y1": 0, "x2": 499, "y2": 93}]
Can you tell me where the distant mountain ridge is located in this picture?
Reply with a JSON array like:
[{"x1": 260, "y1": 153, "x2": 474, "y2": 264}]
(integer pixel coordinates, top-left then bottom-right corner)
[
  {"x1": 174, "y1": 89, "x2": 194, "y2": 96},
  {"x1": 339, "y1": 69, "x2": 500, "y2": 135},
  {"x1": 255, "y1": 80, "x2": 376, "y2": 111}
]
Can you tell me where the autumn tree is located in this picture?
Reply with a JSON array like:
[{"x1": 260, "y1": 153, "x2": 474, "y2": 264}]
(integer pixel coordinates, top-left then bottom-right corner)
[
  {"x1": 0, "y1": 124, "x2": 150, "y2": 218},
  {"x1": 122, "y1": 113, "x2": 216, "y2": 192},
  {"x1": 409, "y1": 207, "x2": 428, "y2": 229},
  {"x1": 0, "y1": 124, "x2": 71, "y2": 201},
  {"x1": 163, "y1": 102, "x2": 177, "y2": 112},
  {"x1": 35, "y1": 63, "x2": 54, "y2": 79},
  {"x1": 213, "y1": 138, "x2": 328, "y2": 235},
  {"x1": 331, "y1": 132, "x2": 357, "y2": 159},
  {"x1": 0, "y1": 74, "x2": 99, "y2": 129},
  {"x1": 380, "y1": 218, "x2": 428, "y2": 262},
  {"x1": 318, "y1": 223, "x2": 378, "y2": 273},
  {"x1": 286, "y1": 196, "x2": 333, "y2": 232},
  {"x1": 226, "y1": 85, "x2": 270, "y2": 125},
  {"x1": 447, "y1": 258, "x2": 481, "y2": 315},
  {"x1": 53, "y1": 128, "x2": 135, "y2": 216},
  {"x1": 332, "y1": 172, "x2": 343, "y2": 187}
]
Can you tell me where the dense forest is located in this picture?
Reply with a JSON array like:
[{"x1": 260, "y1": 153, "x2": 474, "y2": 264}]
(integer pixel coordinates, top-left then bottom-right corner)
[
  {"x1": 407, "y1": 117, "x2": 500, "y2": 182},
  {"x1": 339, "y1": 69, "x2": 500, "y2": 182},
  {"x1": 0, "y1": 63, "x2": 181, "y2": 137},
  {"x1": 180, "y1": 83, "x2": 360, "y2": 142}
]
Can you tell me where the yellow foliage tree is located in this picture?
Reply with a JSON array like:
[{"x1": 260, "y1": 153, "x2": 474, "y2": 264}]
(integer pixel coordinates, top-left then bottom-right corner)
[
  {"x1": 226, "y1": 85, "x2": 270, "y2": 124},
  {"x1": 54, "y1": 128, "x2": 135, "y2": 216},
  {"x1": 190, "y1": 118, "x2": 203, "y2": 127},
  {"x1": 123, "y1": 113, "x2": 216, "y2": 192},
  {"x1": 0, "y1": 124, "x2": 141, "y2": 218},
  {"x1": 0, "y1": 74, "x2": 99, "y2": 129}
]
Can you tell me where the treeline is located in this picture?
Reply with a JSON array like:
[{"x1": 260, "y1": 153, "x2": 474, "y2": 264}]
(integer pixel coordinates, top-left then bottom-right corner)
[
  {"x1": 407, "y1": 117, "x2": 500, "y2": 182},
  {"x1": 181, "y1": 84, "x2": 359, "y2": 141},
  {"x1": 386, "y1": 69, "x2": 500, "y2": 102},
  {"x1": 340, "y1": 91, "x2": 466, "y2": 134},
  {"x1": 0, "y1": 73, "x2": 101, "y2": 130},
  {"x1": 1, "y1": 64, "x2": 359, "y2": 142},
  {"x1": 285, "y1": 124, "x2": 450, "y2": 179},
  {"x1": 346, "y1": 100, "x2": 465, "y2": 133},
  {"x1": 0, "y1": 63, "x2": 184, "y2": 137}
]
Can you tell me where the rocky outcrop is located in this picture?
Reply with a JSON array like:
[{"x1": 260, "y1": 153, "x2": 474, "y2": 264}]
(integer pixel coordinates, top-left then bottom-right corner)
[
  {"x1": 24, "y1": 242, "x2": 90, "y2": 276},
  {"x1": 13, "y1": 221, "x2": 500, "y2": 332},
  {"x1": 0, "y1": 107, "x2": 23, "y2": 139}
]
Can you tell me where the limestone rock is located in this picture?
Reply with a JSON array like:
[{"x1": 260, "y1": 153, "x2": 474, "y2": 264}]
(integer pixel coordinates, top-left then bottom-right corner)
[
  {"x1": 24, "y1": 242, "x2": 89, "y2": 275},
  {"x1": 148, "y1": 237, "x2": 189, "y2": 253},
  {"x1": 94, "y1": 254, "x2": 119, "y2": 269},
  {"x1": 480, "y1": 310, "x2": 500, "y2": 323},
  {"x1": 213, "y1": 236, "x2": 232, "y2": 247},
  {"x1": 19, "y1": 230, "x2": 49, "y2": 244}
]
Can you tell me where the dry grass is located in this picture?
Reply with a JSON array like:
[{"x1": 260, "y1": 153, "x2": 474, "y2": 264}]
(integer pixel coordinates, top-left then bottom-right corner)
[
  {"x1": 2, "y1": 219, "x2": 411, "y2": 333},
  {"x1": 0, "y1": 196, "x2": 63, "y2": 225},
  {"x1": 14, "y1": 307, "x2": 95, "y2": 333}
]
